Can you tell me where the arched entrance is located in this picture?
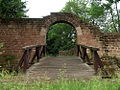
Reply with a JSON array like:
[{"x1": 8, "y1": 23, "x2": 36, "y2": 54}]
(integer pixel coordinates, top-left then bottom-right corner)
[
  {"x1": 39, "y1": 12, "x2": 102, "y2": 56},
  {"x1": 40, "y1": 13, "x2": 82, "y2": 46},
  {"x1": 46, "y1": 22, "x2": 77, "y2": 56}
]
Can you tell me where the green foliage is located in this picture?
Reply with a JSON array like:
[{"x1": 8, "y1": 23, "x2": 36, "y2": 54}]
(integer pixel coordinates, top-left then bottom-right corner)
[
  {"x1": 0, "y1": 54, "x2": 16, "y2": 69},
  {"x1": 0, "y1": 0, "x2": 28, "y2": 18},
  {"x1": 101, "y1": 55, "x2": 120, "y2": 68},
  {"x1": 0, "y1": 43, "x2": 3, "y2": 55},
  {"x1": 0, "y1": 69, "x2": 9, "y2": 77},
  {"x1": 88, "y1": 3, "x2": 104, "y2": 19},
  {"x1": 46, "y1": 23, "x2": 76, "y2": 55},
  {"x1": 0, "y1": 54, "x2": 16, "y2": 62},
  {"x1": 61, "y1": 0, "x2": 90, "y2": 22},
  {"x1": 101, "y1": 55, "x2": 119, "y2": 60},
  {"x1": 0, "y1": 78, "x2": 120, "y2": 90},
  {"x1": 0, "y1": 69, "x2": 17, "y2": 77},
  {"x1": 62, "y1": 0, "x2": 120, "y2": 33}
]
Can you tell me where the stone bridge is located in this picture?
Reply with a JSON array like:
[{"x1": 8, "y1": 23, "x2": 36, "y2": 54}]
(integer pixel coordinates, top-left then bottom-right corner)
[{"x1": 0, "y1": 12, "x2": 120, "y2": 57}]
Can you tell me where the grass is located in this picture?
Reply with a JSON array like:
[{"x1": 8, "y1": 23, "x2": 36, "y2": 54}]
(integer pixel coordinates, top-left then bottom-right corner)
[
  {"x1": 0, "y1": 71, "x2": 120, "y2": 90},
  {"x1": 0, "y1": 69, "x2": 120, "y2": 90},
  {"x1": 0, "y1": 78, "x2": 120, "y2": 90}
]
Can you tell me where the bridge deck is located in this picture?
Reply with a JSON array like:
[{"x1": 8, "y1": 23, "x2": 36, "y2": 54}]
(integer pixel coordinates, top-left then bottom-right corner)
[{"x1": 26, "y1": 56, "x2": 95, "y2": 81}]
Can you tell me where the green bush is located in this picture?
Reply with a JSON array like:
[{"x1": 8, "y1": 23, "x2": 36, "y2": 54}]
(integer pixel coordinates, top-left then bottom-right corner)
[
  {"x1": 0, "y1": 43, "x2": 3, "y2": 55},
  {"x1": 0, "y1": 55, "x2": 16, "y2": 62},
  {"x1": 101, "y1": 55, "x2": 120, "y2": 67},
  {"x1": 0, "y1": 54, "x2": 17, "y2": 70}
]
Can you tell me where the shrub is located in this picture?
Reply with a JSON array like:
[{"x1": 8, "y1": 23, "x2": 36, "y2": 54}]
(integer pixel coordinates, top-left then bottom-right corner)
[
  {"x1": 0, "y1": 43, "x2": 3, "y2": 55},
  {"x1": 101, "y1": 55, "x2": 120, "y2": 68},
  {"x1": 100, "y1": 55, "x2": 120, "y2": 77},
  {"x1": 0, "y1": 54, "x2": 16, "y2": 62}
]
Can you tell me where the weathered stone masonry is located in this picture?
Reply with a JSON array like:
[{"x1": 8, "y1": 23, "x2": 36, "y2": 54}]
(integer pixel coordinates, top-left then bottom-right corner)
[{"x1": 0, "y1": 13, "x2": 120, "y2": 57}]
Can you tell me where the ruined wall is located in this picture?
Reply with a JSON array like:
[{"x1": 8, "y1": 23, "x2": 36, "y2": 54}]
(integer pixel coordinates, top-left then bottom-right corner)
[
  {"x1": 99, "y1": 33, "x2": 120, "y2": 57},
  {"x1": 0, "y1": 13, "x2": 120, "y2": 57},
  {"x1": 0, "y1": 18, "x2": 44, "y2": 57}
]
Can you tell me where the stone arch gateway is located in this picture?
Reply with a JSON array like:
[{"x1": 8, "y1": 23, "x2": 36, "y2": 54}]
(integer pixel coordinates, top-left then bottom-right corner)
[{"x1": 0, "y1": 13, "x2": 120, "y2": 57}]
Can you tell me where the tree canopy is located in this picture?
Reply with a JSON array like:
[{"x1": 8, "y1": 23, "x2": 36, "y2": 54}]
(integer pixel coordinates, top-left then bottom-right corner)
[
  {"x1": 46, "y1": 23, "x2": 76, "y2": 55},
  {"x1": 62, "y1": 0, "x2": 120, "y2": 33},
  {"x1": 0, "y1": 0, "x2": 28, "y2": 18}
]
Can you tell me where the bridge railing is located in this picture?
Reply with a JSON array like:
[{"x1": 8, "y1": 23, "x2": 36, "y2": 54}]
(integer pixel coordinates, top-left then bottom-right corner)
[
  {"x1": 16, "y1": 45, "x2": 46, "y2": 72},
  {"x1": 77, "y1": 44, "x2": 108, "y2": 75}
]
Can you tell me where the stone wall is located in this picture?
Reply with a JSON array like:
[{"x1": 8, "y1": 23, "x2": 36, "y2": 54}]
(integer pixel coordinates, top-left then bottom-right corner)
[
  {"x1": 99, "y1": 33, "x2": 120, "y2": 57},
  {"x1": 0, "y1": 18, "x2": 44, "y2": 57},
  {"x1": 0, "y1": 13, "x2": 120, "y2": 57}
]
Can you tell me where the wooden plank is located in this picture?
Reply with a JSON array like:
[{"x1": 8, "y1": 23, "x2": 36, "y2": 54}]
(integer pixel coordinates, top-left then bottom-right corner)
[
  {"x1": 77, "y1": 45, "x2": 80, "y2": 56},
  {"x1": 77, "y1": 44, "x2": 99, "y2": 51},
  {"x1": 94, "y1": 51, "x2": 104, "y2": 68},
  {"x1": 93, "y1": 51, "x2": 109, "y2": 75},
  {"x1": 30, "y1": 51, "x2": 37, "y2": 64},
  {"x1": 80, "y1": 47, "x2": 86, "y2": 62},
  {"x1": 23, "y1": 44, "x2": 46, "y2": 50},
  {"x1": 92, "y1": 50, "x2": 99, "y2": 74},
  {"x1": 23, "y1": 49, "x2": 32, "y2": 72},
  {"x1": 16, "y1": 45, "x2": 46, "y2": 72}
]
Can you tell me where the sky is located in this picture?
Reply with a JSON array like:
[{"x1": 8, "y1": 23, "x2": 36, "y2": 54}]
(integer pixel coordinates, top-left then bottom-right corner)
[
  {"x1": 23, "y1": 0, "x2": 120, "y2": 18},
  {"x1": 23, "y1": 0, "x2": 69, "y2": 18}
]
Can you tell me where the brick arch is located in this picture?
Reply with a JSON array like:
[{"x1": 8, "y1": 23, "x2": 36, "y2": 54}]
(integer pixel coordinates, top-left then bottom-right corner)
[
  {"x1": 41, "y1": 13, "x2": 81, "y2": 28},
  {"x1": 40, "y1": 13, "x2": 86, "y2": 44},
  {"x1": 39, "y1": 13, "x2": 102, "y2": 46}
]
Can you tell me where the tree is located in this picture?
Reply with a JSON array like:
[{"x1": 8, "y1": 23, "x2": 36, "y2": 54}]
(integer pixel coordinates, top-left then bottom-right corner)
[
  {"x1": 61, "y1": 0, "x2": 107, "y2": 29},
  {"x1": 62, "y1": 0, "x2": 120, "y2": 33},
  {"x1": 46, "y1": 23, "x2": 76, "y2": 55},
  {"x1": 0, "y1": 0, "x2": 28, "y2": 18},
  {"x1": 105, "y1": 0, "x2": 120, "y2": 32},
  {"x1": 61, "y1": 0, "x2": 90, "y2": 22}
]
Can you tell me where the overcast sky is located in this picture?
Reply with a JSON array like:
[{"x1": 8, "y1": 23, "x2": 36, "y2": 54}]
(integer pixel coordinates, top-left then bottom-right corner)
[
  {"x1": 24, "y1": 0, "x2": 69, "y2": 18},
  {"x1": 24, "y1": 0, "x2": 120, "y2": 18}
]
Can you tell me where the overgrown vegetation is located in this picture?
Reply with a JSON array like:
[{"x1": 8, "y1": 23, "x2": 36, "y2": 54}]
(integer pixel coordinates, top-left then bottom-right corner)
[
  {"x1": 0, "y1": 72, "x2": 119, "y2": 90},
  {"x1": 101, "y1": 55, "x2": 120, "y2": 68},
  {"x1": 0, "y1": 43, "x2": 17, "y2": 71},
  {"x1": 99, "y1": 55, "x2": 120, "y2": 77},
  {"x1": 0, "y1": 43, "x2": 3, "y2": 55},
  {"x1": 0, "y1": 54, "x2": 17, "y2": 71}
]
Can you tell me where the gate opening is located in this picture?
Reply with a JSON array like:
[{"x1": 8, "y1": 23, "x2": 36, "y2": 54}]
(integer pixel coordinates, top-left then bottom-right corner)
[{"x1": 46, "y1": 23, "x2": 77, "y2": 56}]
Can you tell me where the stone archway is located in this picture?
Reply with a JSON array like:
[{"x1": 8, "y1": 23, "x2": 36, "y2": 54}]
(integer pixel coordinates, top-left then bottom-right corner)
[{"x1": 40, "y1": 13, "x2": 83, "y2": 45}]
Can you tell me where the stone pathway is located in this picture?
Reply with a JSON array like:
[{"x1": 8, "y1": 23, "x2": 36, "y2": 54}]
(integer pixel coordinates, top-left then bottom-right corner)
[{"x1": 26, "y1": 56, "x2": 95, "y2": 81}]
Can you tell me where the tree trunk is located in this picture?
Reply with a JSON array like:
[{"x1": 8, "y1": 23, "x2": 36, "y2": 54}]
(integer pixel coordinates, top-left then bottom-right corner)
[
  {"x1": 115, "y1": 2, "x2": 120, "y2": 32},
  {"x1": 110, "y1": 8, "x2": 118, "y2": 32}
]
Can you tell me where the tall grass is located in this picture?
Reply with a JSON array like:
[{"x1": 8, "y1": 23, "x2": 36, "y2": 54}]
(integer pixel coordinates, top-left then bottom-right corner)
[
  {"x1": 0, "y1": 77, "x2": 120, "y2": 90},
  {"x1": 0, "y1": 79, "x2": 119, "y2": 90},
  {"x1": 0, "y1": 70, "x2": 120, "y2": 90}
]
